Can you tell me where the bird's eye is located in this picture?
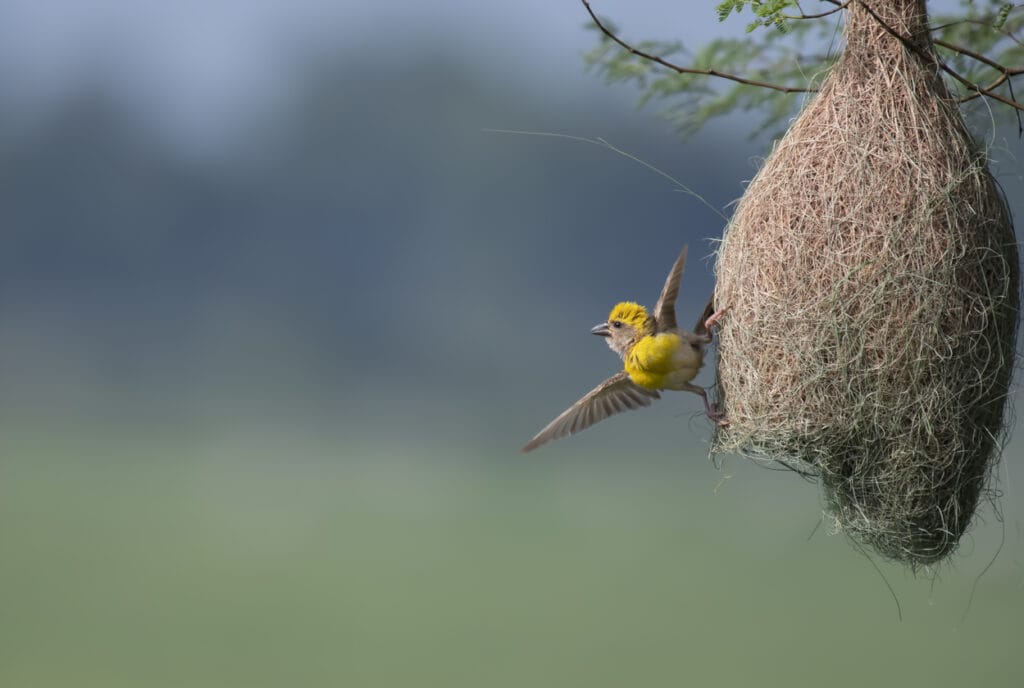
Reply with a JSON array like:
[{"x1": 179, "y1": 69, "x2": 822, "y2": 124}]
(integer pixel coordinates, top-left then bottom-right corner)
[{"x1": 612, "y1": 321, "x2": 622, "y2": 329}]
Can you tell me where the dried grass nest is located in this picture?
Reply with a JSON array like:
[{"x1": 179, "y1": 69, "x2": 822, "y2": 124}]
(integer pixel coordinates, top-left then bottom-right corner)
[{"x1": 711, "y1": 0, "x2": 1019, "y2": 566}]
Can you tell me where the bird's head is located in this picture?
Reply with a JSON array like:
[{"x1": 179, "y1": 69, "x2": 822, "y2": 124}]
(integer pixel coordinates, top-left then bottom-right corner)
[{"x1": 591, "y1": 301, "x2": 653, "y2": 356}]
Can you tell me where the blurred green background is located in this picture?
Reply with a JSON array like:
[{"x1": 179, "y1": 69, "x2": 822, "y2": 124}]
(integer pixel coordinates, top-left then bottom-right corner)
[{"x1": 1, "y1": 1, "x2": 1022, "y2": 686}]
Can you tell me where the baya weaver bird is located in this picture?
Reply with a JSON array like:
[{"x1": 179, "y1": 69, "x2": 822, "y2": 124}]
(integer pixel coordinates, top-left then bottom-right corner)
[{"x1": 522, "y1": 245, "x2": 727, "y2": 453}]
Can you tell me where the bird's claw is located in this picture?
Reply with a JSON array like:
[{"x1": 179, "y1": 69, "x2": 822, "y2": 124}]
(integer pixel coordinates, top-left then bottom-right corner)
[
  {"x1": 697, "y1": 391, "x2": 729, "y2": 427},
  {"x1": 707, "y1": 403, "x2": 729, "y2": 427},
  {"x1": 704, "y1": 306, "x2": 731, "y2": 333}
]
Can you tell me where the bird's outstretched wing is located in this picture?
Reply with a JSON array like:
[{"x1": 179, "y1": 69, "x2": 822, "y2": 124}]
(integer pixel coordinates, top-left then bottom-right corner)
[
  {"x1": 653, "y1": 245, "x2": 688, "y2": 332},
  {"x1": 522, "y1": 371, "x2": 661, "y2": 453}
]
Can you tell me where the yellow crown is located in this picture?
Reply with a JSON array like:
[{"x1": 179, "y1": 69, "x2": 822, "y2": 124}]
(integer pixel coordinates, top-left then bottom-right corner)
[{"x1": 608, "y1": 302, "x2": 650, "y2": 329}]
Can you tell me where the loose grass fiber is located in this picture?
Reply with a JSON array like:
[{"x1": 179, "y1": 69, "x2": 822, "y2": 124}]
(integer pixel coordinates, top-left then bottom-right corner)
[{"x1": 712, "y1": 0, "x2": 1019, "y2": 566}]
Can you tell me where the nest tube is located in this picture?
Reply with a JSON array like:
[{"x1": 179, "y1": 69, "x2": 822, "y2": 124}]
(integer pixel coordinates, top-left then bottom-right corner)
[{"x1": 711, "y1": 0, "x2": 1019, "y2": 566}]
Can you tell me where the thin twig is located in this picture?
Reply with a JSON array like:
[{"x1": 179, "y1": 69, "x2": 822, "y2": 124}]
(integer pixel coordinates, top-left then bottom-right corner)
[
  {"x1": 930, "y1": 17, "x2": 1024, "y2": 50},
  {"x1": 958, "y1": 72, "x2": 1012, "y2": 104},
  {"x1": 580, "y1": 0, "x2": 813, "y2": 94},
  {"x1": 1009, "y1": 77, "x2": 1023, "y2": 136},
  {"x1": 933, "y1": 36, "x2": 1024, "y2": 116},
  {"x1": 934, "y1": 38, "x2": 1024, "y2": 75},
  {"x1": 783, "y1": 0, "x2": 850, "y2": 21}
]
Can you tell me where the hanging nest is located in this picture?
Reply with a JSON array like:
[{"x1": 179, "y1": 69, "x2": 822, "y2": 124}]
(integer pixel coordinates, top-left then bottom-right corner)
[{"x1": 712, "y1": 0, "x2": 1019, "y2": 566}]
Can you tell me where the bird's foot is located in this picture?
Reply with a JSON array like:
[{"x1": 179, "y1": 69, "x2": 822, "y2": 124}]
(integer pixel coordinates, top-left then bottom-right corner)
[
  {"x1": 694, "y1": 388, "x2": 729, "y2": 427},
  {"x1": 704, "y1": 306, "x2": 731, "y2": 333},
  {"x1": 706, "y1": 402, "x2": 729, "y2": 427}
]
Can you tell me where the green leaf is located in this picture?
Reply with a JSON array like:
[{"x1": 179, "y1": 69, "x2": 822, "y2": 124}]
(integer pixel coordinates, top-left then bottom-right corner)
[{"x1": 993, "y1": 3, "x2": 1012, "y2": 29}]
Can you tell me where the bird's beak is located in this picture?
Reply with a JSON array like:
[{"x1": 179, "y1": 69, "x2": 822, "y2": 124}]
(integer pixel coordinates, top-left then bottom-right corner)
[{"x1": 591, "y1": 322, "x2": 611, "y2": 337}]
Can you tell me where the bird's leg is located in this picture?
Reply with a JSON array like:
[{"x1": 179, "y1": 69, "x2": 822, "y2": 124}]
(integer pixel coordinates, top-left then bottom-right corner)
[
  {"x1": 704, "y1": 306, "x2": 730, "y2": 333},
  {"x1": 682, "y1": 382, "x2": 729, "y2": 427}
]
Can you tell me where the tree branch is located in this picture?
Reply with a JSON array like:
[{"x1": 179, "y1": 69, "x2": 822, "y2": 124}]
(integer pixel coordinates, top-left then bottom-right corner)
[
  {"x1": 933, "y1": 38, "x2": 1020, "y2": 74},
  {"x1": 580, "y1": 0, "x2": 814, "y2": 95}
]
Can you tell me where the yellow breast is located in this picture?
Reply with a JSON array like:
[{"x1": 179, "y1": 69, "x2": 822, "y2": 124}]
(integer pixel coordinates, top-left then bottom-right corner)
[{"x1": 624, "y1": 333, "x2": 689, "y2": 390}]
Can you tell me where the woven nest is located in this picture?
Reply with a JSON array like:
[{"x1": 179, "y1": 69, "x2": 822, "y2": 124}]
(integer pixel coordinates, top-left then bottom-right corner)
[{"x1": 712, "y1": 0, "x2": 1019, "y2": 566}]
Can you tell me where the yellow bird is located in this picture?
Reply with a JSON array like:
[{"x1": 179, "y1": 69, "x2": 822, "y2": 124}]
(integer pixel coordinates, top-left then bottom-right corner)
[{"x1": 522, "y1": 245, "x2": 726, "y2": 453}]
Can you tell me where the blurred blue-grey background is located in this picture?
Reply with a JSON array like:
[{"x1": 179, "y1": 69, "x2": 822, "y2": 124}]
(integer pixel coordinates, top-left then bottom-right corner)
[{"x1": 1, "y1": 1, "x2": 1022, "y2": 685}]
